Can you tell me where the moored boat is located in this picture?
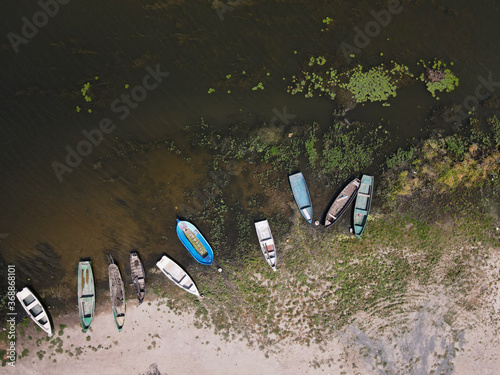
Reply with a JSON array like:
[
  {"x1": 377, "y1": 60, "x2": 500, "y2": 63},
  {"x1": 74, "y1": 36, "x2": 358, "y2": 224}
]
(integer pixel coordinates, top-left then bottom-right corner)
[
  {"x1": 130, "y1": 252, "x2": 146, "y2": 304},
  {"x1": 156, "y1": 255, "x2": 200, "y2": 296},
  {"x1": 254, "y1": 220, "x2": 277, "y2": 271},
  {"x1": 289, "y1": 172, "x2": 313, "y2": 223},
  {"x1": 108, "y1": 255, "x2": 126, "y2": 331},
  {"x1": 176, "y1": 219, "x2": 214, "y2": 265},
  {"x1": 78, "y1": 260, "x2": 95, "y2": 332},
  {"x1": 353, "y1": 175, "x2": 374, "y2": 238},
  {"x1": 325, "y1": 178, "x2": 360, "y2": 228},
  {"x1": 16, "y1": 287, "x2": 52, "y2": 336}
]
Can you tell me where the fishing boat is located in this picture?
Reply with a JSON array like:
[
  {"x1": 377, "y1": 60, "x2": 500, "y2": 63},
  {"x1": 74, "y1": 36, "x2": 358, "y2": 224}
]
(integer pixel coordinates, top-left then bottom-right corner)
[
  {"x1": 16, "y1": 287, "x2": 52, "y2": 336},
  {"x1": 176, "y1": 219, "x2": 214, "y2": 265},
  {"x1": 78, "y1": 260, "x2": 95, "y2": 332},
  {"x1": 130, "y1": 252, "x2": 145, "y2": 304},
  {"x1": 353, "y1": 175, "x2": 374, "y2": 238},
  {"x1": 324, "y1": 178, "x2": 360, "y2": 228},
  {"x1": 289, "y1": 172, "x2": 313, "y2": 223},
  {"x1": 156, "y1": 255, "x2": 200, "y2": 296},
  {"x1": 254, "y1": 220, "x2": 277, "y2": 271},
  {"x1": 108, "y1": 255, "x2": 126, "y2": 331}
]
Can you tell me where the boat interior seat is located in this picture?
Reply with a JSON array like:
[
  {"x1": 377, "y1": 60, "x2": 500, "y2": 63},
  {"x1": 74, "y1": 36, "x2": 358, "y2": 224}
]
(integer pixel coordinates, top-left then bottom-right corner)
[
  {"x1": 355, "y1": 208, "x2": 368, "y2": 215},
  {"x1": 81, "y1": 294, "x2": 94, "y2": 299},
  {"x1": 357, "y1": 193, "x2": 370, "y2": 197}
]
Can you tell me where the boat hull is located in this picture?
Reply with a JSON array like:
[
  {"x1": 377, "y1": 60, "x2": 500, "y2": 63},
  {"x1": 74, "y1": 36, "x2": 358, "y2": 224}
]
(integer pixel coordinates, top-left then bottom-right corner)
[
  {"x1": 176, "y1": 220, "x2": 214, "y2": 265},
  {"x1": 16, "y1": 287, "x2": 52, "y2": 337},
  {"x1": 325, "y1": 178, "x2": 360, "y2": 228},
  {"x1": 78, "y1": 261, "x2": 95, "y2": 332},
  {"x1": 353, "y1": 175, "x2": 374, "y2": 238},
  {"x1": 130, "y1": 252, "x2": 146, "y2": 304},
  {"x1": 289, "y1": 172, "x2": 313, "y2": 223},
  {"x1": 156, "y1": 255, "x2": 200, "y2": 296},
  {"x1": 108, "y1": 260, "x2": 126, "y2": 331},
  {"x1": 254, "y1": 220, "x2": 277, "y2": 271}
]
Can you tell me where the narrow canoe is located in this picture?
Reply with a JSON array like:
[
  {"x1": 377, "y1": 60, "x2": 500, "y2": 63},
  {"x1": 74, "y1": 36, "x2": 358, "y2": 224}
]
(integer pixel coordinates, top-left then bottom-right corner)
[
  {"x1": 108, "y1": 255, "x2": 126, "y2": 331},
  {"x1": 16, "y1": 287, "x2": 52, "y2": 337},
  {"x1": 353, "y1": 175, "x2": 374, "y2": 238},
  {"x1": 156, "y1": 255, "x2": 200, "y2": 296},
  {"x1": 325, "y1": 178, "x2": 360, "y2": 228},
  {"x1": 254, "y1": 220, "x2": 277, "y2": 271},
  {"x1": 130, "y1": 252, "x2": 146, "y2": 304},
  {"x1": 176, "y1": 219, "x2": 214, "y2": 265},
  {"x1": 289, "y1": 172, "x2": 313, "y2": 223},
  {"x1": 78, "y1": 261, "x2": 95, "y2": 332}
]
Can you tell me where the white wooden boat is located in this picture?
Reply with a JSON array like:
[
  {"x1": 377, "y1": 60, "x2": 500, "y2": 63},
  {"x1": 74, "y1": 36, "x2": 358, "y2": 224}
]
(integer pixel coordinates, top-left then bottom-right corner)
[
  {"x1": 156, "y1": 255, "x2": 200, "y2": 296},
  {"x1": 254, "y1": 220, "x2": 277, "y2": 271},
  {"x1": 130, "y1": 252, "x2": 146, "y2": 304},
  {"x1": 16, "y1": 287, "x2": 52, "y2": 336},
  {"x1": 108, "y1": 255, "x2": 126, "y2": 331}
]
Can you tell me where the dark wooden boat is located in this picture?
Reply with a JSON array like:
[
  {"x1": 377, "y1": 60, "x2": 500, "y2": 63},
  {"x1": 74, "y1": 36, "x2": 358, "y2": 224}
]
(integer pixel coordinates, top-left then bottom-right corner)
[
  {"x1": 130, "y1": 252, "x2": 145, "y2": 304},
  {"x1": 325, "y1": 178, "x2": 360, "y2": 228},
  {"x1": 108, "y1": 255, "x2": 126, "y2": 331}
]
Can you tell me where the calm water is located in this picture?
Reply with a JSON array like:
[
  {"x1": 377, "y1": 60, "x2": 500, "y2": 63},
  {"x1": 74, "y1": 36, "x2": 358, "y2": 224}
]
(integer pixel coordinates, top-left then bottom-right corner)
[{"x1": 1, "y1": 0, "x2": 499, "y2": 304}]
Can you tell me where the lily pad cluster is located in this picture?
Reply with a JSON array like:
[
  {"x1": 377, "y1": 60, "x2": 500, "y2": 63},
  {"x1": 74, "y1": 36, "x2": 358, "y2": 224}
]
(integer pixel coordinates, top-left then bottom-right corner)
[
  {"x1": 340, "y1": 62, "x2": 411, "y2": 103},
  {"x1": 418, "y1": 59, "x2": 459, "y2": 99},
  {"x1": 286, "y1": 56, "x2": 338, "y2": 99}
]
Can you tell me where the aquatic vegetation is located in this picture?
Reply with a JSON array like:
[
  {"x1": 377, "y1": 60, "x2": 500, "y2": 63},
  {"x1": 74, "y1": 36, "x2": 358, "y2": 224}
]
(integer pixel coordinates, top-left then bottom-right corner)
[
  {"x1": 81, "y1": 82, "x2": 91, "y2": 102},
  {"x1": 207, "y1": 88, "x2": 215, "y2": 94},
  {"x1": 385, "y1": 147, "x2": 416, "y2": 169},
  {"x1": 304, "y1": 124, "x2": 319, "y2": 167},
  {"x1": 321, "y1": 122, "x2": 385, "y2": 179},
  {"x1": 340, "y1": 61, "x2": 411, "y2": 103},
  {"x1": 225, "y1": 74, "x2": 231, "y2": 79},
  {"x1": 76, "y1": 106, "x2": 81, "y2": 113},
  {"x1": 125, "y1": 84, "x2": 130, "y2": 89},
  {"x1": 419, "y1": 59, "x2": 459, "y2": 99},
  {"x1": 287, "y1": 56, "x2": 338, "y2": 99},
  {"x1": 252, "y1": 82, "x2": 264, "y2": 91},
  {"x1": 382, "y1": 116, "x2": 500, "y2": 198},
  {"x1": 321, "y1": 16, "x2": 333, "y2": 32}
]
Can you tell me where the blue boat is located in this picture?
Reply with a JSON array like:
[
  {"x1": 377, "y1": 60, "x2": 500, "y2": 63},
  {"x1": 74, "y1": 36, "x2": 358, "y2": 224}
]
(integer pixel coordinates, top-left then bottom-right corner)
[
  {"x1": 353, "y1": 175, "x2": 374, "y2": 238},
  {"x1": 176, "y1": 219, "x2": 214, "y2": 265},
  {"x1": 289, "y1": 172, "x2": 313, "y2": 223}
]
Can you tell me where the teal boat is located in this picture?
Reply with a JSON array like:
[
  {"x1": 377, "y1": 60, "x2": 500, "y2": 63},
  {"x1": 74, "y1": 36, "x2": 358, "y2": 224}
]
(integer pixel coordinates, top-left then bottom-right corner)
[
  {"x1": 289, "y1": 172, "x2": 313, "y2": 223},
  {"x1": 78, "y1": 261, "x2": 95, "y2": 332},
  {"x1": 353, "y1": 175, "x2": 374, "y2": 238}
]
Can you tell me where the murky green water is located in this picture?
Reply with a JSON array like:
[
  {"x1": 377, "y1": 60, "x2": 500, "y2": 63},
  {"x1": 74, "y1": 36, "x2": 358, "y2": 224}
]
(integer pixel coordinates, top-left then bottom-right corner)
[{"x1": 1, "y1": 0, "x2": 499, "y2": 309}]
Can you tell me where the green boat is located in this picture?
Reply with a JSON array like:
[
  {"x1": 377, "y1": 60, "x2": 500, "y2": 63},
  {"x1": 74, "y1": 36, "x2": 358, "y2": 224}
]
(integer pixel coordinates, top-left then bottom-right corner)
[
  {"x1": 78, "y1": 261, "x2": 95, "y2": 332},
  {"x1": 353, "y1": 175, "x2": 374, "y2": 238}
]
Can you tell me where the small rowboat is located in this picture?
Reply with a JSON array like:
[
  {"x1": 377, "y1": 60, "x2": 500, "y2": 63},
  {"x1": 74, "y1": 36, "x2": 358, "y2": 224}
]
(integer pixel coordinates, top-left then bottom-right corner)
[
  {"x1": 156, "y1": 255, "x2": 200, "y2": 296},
  {"x1": 289, "y1": 172, "x2": 313, "y2": 223},
  {"x1": 254, "y1": 220, "x2": 277, "y2": 271},
  {"x1": 353, "y1": 175, "x2": 374, "y2": 238},
  {"x1": 16, "y1": 287, "x2": 52, "y2": 336},
  {"x1": 176, "y1": 219, "x2": 214, "y2": 265},
  {"x1": 130, "y1": 252, "x2": 146, "y2": 304},
  {"x1": 78, "y1": 260, "x2": 95, "y2": 332},
  {"x1": 325, "y1": 178, "x2": 360, "y2": 228},
  {"x1": 108, "y1": 255, "x2": 126, "y2": 331}
]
